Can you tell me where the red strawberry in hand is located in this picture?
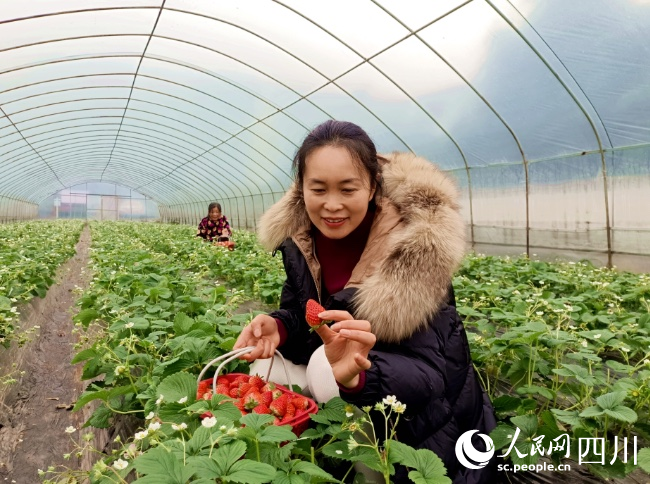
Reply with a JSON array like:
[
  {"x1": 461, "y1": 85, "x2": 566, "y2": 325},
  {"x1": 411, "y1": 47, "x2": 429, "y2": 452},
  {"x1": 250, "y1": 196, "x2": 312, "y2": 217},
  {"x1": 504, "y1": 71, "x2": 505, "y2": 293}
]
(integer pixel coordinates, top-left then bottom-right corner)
[{"x1": 306, "y1": 299, "x2": 327, "y2": 331}]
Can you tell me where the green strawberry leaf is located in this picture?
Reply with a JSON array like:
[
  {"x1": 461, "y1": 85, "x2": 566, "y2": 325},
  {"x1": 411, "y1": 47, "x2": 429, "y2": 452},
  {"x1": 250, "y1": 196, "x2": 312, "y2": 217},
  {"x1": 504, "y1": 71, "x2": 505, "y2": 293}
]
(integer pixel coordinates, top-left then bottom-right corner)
[
  {"x1": 595, "y1": 391, "x2": 627, "y2": 410},
  {"x1": 74, "y1": 308, "x2": 100, "y2": 328},
  {"x1": 132, "y1": 446, "x2": 192, "y2": 484},
  {"x1": 603, "y1": 406, "x2": 637, "y2": 423},
  {"x1": 223, "y1": 459, "x2": 277, "y2": 484},
  {"x1": 638, "y1": 448, "x2": 650, "y2": 473},
  {"x1": 258, "y1": 425, "x2": 296, "y2": 443},
  {"x1": 156, "y1": 371, "x2": 197, "y2": 404}
]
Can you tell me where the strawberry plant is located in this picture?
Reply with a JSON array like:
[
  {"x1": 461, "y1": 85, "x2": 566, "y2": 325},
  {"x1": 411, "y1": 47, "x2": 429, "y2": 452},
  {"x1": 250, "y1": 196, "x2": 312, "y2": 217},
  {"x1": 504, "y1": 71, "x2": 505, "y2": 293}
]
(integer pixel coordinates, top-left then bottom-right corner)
[
  {"x1": 55, "y1": 222, "x2": 650, "y2": 482},
  {"x1": 0, "y1": 220, "x2": 84, "y2": 347}
]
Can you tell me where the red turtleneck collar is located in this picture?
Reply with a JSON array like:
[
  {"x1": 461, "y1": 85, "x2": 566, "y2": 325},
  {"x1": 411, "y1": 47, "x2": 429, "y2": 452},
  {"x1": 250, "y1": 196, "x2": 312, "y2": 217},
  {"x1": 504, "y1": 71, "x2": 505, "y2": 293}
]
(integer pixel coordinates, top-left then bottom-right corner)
[{"x1": 314, "y1": 207, "x2": 375, "y2": 298}]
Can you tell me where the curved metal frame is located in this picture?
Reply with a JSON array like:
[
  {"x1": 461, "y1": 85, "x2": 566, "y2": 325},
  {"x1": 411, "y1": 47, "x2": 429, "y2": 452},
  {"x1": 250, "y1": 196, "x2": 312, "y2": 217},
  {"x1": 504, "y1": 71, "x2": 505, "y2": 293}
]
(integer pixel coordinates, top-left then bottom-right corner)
[{"x1": 0, "y1": 1, "x2": 636, "y2": 263}]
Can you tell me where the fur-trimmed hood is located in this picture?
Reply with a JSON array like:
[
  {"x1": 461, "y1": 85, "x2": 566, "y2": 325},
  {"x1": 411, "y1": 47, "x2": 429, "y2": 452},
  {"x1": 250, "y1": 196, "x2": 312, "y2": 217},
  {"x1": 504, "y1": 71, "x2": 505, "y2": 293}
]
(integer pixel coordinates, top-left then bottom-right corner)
[{"x1": 258, "y1": 152, "x2": 466, "y2": 343}]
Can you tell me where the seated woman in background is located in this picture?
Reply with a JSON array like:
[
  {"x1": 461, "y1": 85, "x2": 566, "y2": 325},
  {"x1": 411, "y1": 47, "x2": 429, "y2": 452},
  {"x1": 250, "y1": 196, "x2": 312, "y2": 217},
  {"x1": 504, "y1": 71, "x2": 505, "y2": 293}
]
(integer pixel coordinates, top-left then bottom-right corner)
[{"x1": 196, "y1": 202, "x2": 232, "y2": 242}]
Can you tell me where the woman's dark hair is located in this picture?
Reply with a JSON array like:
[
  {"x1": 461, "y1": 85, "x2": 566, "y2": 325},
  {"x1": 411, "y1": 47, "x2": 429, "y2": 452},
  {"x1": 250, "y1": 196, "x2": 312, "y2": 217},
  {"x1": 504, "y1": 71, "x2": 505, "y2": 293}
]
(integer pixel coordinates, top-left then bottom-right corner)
[
  {"x1": 207, "y1": 202, "x2": 222, "y2": 215},
  {"x1": 293, "y1": 120, "x2": 384, "y2": 198}
]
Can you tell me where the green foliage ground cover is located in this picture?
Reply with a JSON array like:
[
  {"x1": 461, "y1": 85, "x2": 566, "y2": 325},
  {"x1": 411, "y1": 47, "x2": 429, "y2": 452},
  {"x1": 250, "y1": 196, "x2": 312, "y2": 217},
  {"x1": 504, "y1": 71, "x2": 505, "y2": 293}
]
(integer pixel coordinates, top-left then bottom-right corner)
[
  {"x1": 454, "y1": 255, "x2": 650, "y2": 478},
  {"x1": 46, "y1": 222, "x2": 650, "y2": 482},
  {"x1": 54, "y1": 222, "x2": 446, "y2": 483},
  {"x1": 0, "y1": 220, "x2": 84, "y2": 346}
]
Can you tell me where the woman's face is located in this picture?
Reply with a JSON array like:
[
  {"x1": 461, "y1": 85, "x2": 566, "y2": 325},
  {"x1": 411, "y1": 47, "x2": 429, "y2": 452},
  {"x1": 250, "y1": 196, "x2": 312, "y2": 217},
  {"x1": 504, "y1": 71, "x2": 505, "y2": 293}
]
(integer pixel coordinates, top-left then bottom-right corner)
[
  {"x1": 303, "y1": 145, "x2": 375, "y2": 239},
  {"x1": 208, "y1": 207, "x2": 221, "y2": 221}
]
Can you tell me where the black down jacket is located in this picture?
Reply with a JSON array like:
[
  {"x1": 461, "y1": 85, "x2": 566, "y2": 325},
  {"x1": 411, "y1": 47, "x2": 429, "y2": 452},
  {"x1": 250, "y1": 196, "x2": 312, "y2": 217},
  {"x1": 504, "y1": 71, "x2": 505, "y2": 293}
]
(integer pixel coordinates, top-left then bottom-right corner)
[{"x1": 258, "y1": 152, "x2": 498, "y2": 483}]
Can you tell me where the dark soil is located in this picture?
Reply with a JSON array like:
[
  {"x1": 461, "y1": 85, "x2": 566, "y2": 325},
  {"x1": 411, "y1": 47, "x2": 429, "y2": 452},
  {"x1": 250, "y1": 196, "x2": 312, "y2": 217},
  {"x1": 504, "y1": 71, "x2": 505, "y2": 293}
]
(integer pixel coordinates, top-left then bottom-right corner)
[{"x1": 0, "y1": 226, "x2": 95, "y2": 483}]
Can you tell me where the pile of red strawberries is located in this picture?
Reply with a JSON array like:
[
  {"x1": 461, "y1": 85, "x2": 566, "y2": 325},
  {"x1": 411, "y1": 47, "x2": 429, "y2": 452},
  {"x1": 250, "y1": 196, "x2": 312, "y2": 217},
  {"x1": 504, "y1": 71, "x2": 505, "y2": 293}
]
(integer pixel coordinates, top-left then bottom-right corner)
[{"x1": 197, "y1": 374, "x2": 310, "y2": 424}]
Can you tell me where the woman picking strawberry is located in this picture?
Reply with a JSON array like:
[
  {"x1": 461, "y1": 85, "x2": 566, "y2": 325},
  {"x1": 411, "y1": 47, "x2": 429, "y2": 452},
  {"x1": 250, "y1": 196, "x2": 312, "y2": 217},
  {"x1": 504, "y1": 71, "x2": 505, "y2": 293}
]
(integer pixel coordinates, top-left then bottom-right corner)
[{"x1": 233, "y1": 120, "x2": 497, "y2": 483}]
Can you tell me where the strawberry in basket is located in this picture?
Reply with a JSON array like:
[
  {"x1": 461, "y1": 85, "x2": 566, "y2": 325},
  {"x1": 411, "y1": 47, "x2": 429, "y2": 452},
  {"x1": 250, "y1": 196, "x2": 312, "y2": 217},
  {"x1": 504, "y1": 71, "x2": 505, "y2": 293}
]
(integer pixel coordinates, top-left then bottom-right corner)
[{"x1": 196, "y1": 373, "x2": 318, "y2": 436}]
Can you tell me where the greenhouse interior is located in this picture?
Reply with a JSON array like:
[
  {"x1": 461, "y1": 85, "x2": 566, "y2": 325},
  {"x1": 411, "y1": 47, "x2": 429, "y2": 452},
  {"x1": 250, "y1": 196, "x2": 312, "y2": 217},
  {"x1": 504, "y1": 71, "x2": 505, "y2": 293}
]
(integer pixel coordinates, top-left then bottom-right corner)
[{"x1": 1, "y1": 1, "x2": 649, "y2": 483}]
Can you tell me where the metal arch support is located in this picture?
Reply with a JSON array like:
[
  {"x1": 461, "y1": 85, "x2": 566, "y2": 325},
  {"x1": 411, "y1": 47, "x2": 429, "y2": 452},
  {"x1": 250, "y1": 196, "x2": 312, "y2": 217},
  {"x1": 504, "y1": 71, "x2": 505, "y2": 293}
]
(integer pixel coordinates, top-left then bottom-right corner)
[
  {"x1": 1, "y1": 72, "x2": 299, "y2": 159},
  {"x1": 486, "y1": 0, "x2": 613, "y2": 267},
  {"x1": 30, "y1": 132, "x2": 200, "y2": 162},
  {"x1": 0, "y1": 106, "x2": 66, "y2": 191},
  {"x1": 1, "y1": 55, "x2": 304, "y2": 204},
  {"x1": 159, "y1": 8, "x2": 414, "y2": 156},
  {"x1": 133, "y1": 143, "x2": 266, "y2": 202},
  {"x1": 373, "y1": 0, "x2": 529, "y2": 255}
]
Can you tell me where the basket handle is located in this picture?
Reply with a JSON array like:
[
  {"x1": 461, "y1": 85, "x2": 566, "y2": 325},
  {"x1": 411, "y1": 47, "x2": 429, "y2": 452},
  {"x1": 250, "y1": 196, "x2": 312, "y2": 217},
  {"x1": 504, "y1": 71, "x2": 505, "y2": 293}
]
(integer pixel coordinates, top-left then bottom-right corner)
[{"x1": 197, "y1": 346, "x2": 293, "y2": 396}]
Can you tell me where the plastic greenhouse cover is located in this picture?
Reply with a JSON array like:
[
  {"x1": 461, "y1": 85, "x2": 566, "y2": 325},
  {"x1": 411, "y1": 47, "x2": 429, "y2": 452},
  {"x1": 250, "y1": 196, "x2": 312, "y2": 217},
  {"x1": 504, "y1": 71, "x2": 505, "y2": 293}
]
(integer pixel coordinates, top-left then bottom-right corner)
[{"x1": 0, "y1": 0, "x2": 647, "y2": 235}]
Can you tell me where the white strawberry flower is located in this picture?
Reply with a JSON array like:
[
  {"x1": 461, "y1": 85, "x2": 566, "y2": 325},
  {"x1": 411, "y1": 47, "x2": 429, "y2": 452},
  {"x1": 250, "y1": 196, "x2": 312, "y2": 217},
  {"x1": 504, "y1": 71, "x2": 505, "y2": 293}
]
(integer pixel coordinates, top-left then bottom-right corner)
[
  {"x1": 145, "y1": 412, "x2": 155, "y2": 420},
  {"x1": 382, "y1": 395, "x2": 397, "y2": 406},
  {"x1": 177, "y1": 396, "x2": 188, "y2": 404},
  {"x1": 134, "y1": 431, "x2": 148, "y2": 441},
  {"x1": 202, "y1": 417, "x2": 217, "y2": 428},
  {"x1": 64, "y1": 426, "x2": 76, "y2": 434},
  {"x1": 113, "y1": 459, "x2": 128, "y2": 470},
  {"x1": 393, "y1": 402, "x2": 406, "y2": 414},
  {"x1": 147, "y1": 422, "x2": 161, "y2": 433},
  {"x1": 171, "y1": 423, "x2": 187, "y2": 431},
  {"x1": 156, "y1": 395, "x2": 164, "y2": 405}
]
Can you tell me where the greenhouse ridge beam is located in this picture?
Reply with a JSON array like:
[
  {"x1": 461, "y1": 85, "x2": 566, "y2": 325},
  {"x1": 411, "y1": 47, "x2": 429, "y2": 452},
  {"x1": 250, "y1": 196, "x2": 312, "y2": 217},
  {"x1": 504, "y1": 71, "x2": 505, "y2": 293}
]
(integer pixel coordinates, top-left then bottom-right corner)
[{"x1": 99, "y1": 0, "x2": 165, "y2": 182}]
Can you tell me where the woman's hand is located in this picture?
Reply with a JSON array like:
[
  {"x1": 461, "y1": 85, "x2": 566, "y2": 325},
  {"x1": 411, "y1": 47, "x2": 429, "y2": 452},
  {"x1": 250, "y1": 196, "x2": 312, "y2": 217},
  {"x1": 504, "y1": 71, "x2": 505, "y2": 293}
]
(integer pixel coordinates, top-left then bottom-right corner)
[
  {"x1": 233, "y1": 314, "x2": 280, "y2": 362},
  {"x1": 315, "y1": 310, "x2": 376, "y2": 388}
]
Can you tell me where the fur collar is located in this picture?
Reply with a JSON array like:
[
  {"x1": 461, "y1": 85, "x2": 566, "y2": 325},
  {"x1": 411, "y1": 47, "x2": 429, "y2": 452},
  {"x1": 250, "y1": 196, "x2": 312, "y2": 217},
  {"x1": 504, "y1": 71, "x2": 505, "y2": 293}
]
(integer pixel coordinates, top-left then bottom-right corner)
[{"x1": 257, "y1": 152, "x2": 466, "y2": 343}]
